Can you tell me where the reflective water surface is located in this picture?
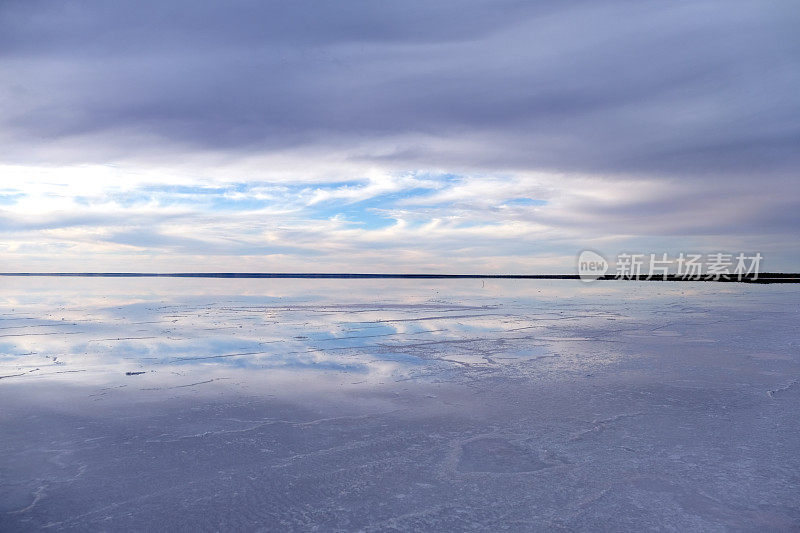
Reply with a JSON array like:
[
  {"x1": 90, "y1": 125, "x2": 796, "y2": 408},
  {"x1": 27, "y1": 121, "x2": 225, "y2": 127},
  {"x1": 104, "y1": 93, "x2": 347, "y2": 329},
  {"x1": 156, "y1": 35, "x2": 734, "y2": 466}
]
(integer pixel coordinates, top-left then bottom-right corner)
[{"x1": 1, "y1": 278, "x2": 799, "y2": 530}]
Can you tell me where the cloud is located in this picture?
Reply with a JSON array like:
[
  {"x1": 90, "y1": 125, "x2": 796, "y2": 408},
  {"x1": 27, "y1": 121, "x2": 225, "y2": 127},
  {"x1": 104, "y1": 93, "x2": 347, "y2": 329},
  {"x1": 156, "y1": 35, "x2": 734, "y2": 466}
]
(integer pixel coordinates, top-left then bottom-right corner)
[
  {"x1": 1, "y1": 166, "x2": 795, "y2": 271},
  {"x1": 2, "y1": 1, "x2": 798, "y2": 174},
  {"x1": 0, "y1": 1, "x2": 798, "y2": 271}
]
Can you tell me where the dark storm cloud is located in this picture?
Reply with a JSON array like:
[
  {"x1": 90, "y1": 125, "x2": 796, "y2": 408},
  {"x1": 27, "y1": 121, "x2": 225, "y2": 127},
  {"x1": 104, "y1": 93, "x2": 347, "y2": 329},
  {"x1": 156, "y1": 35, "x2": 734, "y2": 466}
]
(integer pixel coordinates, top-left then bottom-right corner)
[{"x1": 1, "y1": 0, "x2": 798, "y2": 177}]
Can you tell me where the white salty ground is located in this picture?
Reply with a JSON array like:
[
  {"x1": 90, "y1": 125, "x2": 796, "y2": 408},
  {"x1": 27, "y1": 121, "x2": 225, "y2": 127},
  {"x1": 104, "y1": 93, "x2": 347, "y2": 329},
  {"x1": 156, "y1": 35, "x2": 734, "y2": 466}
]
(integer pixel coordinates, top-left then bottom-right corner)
[{"x1": 0, "y1": 278, "x2": 798, "y2": 531}]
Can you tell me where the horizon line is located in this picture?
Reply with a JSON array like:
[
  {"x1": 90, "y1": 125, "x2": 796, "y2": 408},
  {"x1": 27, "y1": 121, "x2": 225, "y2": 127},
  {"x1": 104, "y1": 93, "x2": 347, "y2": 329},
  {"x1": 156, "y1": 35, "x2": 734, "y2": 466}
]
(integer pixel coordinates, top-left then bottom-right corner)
[{"x1": 0, "y1": 272, "x2": 798, "y2": 283}]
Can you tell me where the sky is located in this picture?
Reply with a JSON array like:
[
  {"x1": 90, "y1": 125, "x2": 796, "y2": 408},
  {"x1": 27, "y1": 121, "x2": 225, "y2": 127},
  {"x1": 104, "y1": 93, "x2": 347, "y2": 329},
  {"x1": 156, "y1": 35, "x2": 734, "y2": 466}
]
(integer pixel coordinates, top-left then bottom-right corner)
[{"x1": 1, "y1": 0, "x2": 798, "y2": 273}]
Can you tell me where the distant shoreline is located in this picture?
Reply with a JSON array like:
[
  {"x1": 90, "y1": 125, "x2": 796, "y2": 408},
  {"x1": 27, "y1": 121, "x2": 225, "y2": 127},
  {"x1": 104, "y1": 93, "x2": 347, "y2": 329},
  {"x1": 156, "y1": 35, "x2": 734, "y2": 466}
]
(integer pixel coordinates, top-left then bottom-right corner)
[{"x1": 0, "y1": 273, "x2": 797, "y2": 283}]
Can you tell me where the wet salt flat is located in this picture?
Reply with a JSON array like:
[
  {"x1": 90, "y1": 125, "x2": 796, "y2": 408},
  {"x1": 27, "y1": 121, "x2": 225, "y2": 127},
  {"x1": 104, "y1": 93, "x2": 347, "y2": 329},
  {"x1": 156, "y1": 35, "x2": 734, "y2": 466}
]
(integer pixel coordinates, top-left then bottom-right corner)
[{"x1": 1, "y1": 278, "x2": 799, "y2": 531}]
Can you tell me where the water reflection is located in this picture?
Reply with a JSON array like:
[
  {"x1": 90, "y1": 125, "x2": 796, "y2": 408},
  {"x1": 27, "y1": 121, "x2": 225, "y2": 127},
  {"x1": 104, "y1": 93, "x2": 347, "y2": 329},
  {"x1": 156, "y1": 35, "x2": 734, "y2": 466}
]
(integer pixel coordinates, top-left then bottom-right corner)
[{"x1": 0, "y1": 277, "x2": 797, "y2": 393}]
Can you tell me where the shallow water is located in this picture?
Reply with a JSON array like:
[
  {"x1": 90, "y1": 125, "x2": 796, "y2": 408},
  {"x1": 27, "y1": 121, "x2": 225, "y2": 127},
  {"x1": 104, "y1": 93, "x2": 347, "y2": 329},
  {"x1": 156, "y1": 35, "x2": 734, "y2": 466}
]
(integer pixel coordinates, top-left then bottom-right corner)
[{"x1": 1, "y1": 278, "x2": 798, "y2": 530}]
